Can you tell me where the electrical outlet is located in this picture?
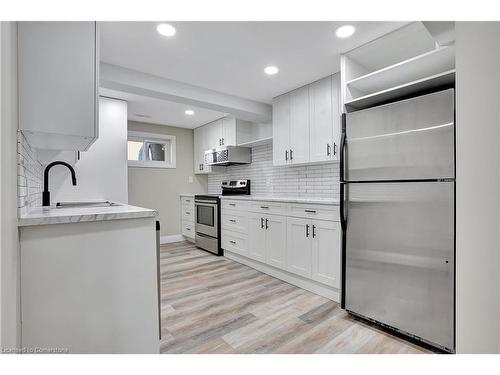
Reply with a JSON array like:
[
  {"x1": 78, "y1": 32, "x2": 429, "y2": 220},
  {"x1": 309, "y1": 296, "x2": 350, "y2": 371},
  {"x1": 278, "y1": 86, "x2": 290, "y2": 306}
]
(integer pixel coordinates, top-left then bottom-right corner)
[{"x1": 188, "y1": 176, "x2": 194, "y2": 183}]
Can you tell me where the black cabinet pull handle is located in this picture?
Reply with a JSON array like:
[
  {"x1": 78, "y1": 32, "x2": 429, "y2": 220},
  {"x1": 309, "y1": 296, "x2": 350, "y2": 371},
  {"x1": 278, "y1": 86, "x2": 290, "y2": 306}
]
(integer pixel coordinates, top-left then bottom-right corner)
[
  {"x1": 312, "y1": 225, "x2": 316, "y2": 238},
  {"x1": 260, "y1": 206, "x2": 269, "y2": 209},
  {"x1": 285, "y1": 150, "x2": 288, "y2": 161},
  {"x1": 229, "y1": 203, "x2": 236, "y2": 206},
  {"x1": 290, "y1": 149, "x2": 293, "y2": 160},
  {"x1": 333, "y1": 142, "x2": 337, "y2": 156},
  {"x1": 306, "y1": 224, "x2": 310, "y2": 237},
  {"x1": 222, "y1": 137, "x2": 224, "y2": 145},
  {"x1": 229, "y1": 219, "x2": 236, "y2": 223},
  {"x1": 265, "y1": 218, "x2": 269, "y2": 230},
  {"x1": 304, "y1": 210, "x2": 316, "y2": 213},
  {"x1": 327, "y1": 143, "x2": 331, "y2": 156},
  {"x1": 261, "y1": 218, "x2": 264, "y2": 229}
]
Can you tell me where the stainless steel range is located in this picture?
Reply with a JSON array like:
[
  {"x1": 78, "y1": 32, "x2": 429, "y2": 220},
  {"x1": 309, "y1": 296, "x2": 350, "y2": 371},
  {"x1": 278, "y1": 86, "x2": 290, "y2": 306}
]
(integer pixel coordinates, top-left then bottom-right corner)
[{"x1": 195, "y1": 180, "x2": 250, "y2": 255}]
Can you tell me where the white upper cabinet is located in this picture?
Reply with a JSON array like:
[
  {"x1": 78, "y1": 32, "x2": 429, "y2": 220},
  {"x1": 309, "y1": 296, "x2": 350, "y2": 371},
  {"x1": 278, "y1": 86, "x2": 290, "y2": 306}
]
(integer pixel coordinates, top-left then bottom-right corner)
[
  {"x1": 193, "y1": 127, "x2": 204, "y2": 174},
  {"x1": 193, "y1": 116, "x2": 239, "y2": 174},
  {"x1": 193, "y1": 125, "x2": 212, "y2": 174},
  {"x1": 207, "y1": 119, "x2": 223, "y2": 147},
  {"x1": 272, "y1": 94, "x2": 290, "y2": 166},
  {"x1": 221, "y1": 117, "x2": 237, "y2": 146},
  {"x1": 331, "y1": 74, "x2": 341, "y2": 160},
  {"x1": 309, "y1": 76, "x2": 333, "y2": 162},
  {"x1": 18, "y1": 22, "x2": 99, "y2": 151},
  {"x1": 272, "y1": 74, "x2": 341, "y2": 166},
  {"x1": 289, "y1": 86, "x2": 310, "y2": 164},
  {"x1": 204, "y1": 117, "x2": 237, "y2": 148}
]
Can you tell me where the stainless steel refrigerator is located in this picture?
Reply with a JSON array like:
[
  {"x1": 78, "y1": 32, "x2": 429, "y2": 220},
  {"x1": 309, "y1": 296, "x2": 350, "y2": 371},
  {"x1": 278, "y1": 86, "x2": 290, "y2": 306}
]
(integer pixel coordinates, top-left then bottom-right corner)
[{"x1": 340, "y1": 89, "x2": 455, "y2": 352}]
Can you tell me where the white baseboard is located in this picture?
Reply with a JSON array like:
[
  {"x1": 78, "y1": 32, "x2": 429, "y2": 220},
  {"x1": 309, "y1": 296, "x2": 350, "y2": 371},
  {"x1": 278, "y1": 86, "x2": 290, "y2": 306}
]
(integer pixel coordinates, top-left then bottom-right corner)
[
  {"x1": 224, "y1": 250, "x2": 340, "y2": 302},
  {"x1": 160, "y1": 234, "x2": 184, "y2": 244}
]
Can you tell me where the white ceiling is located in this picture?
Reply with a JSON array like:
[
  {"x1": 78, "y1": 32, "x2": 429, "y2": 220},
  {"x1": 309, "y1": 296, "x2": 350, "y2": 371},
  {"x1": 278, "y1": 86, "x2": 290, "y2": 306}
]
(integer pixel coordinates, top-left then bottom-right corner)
[
  {"x1": 100, "y1": 88, "x2": 227, "y2": 128},
  {"x1": 99, "y1": 21, "x2": 409, "y2": 127},
  {"x1": 100, "y1": 21, "x2": 408, "y2": 103}
]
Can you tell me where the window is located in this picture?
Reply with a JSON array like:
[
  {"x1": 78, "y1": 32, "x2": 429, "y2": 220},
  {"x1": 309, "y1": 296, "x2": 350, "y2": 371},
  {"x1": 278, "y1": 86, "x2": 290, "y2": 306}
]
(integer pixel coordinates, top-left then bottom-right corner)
[{"x1": 127, "y1": 131, "x2": 176, "y2": 169}]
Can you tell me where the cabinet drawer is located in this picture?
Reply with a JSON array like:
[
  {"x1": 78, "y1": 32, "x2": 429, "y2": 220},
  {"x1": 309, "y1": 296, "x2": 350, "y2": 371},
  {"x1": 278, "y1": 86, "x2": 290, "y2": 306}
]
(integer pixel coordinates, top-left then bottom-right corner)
[
  {"x1": 221, "y1": 199, "x2": 249, "y2": 211},
  {"x1": 288, "y1": 203, "x2": 339, "y2": 221},
  {"x1": 222, "y1": 230, "x2": 248, "y2": 257},
  {"x1": 180, "y1": 196, "x2": 194, "y2": 205},
  {"x1": 182, "y1": 205, "x2": 195, "y2": 221},
  {"x1": 248, "y1": 201, "x2": 285, "y2": 215},
  {"x1": 222, "y1": 210, "x2": 248, "y2": 233},
  {"x1": 182, "y1": 221, "x2": 195, "y2": 239}
]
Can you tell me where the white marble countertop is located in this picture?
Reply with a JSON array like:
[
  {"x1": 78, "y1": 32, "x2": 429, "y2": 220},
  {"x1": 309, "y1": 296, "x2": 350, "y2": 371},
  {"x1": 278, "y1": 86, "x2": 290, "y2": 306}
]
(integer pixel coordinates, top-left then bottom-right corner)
[
  {"x1": 218, "y1": 195, "x2": 339, "y2": 205},
  {"x1": 179, "y1": 193, "x2": 196, "y2": 197},
  {"x1": 18, "y1": 202, "x2": 158, "y2": 227}
]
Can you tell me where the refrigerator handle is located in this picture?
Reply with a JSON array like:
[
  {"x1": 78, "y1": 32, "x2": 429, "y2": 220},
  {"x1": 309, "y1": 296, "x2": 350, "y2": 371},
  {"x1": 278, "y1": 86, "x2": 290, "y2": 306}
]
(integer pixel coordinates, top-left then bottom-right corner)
[
  {"x1": 340, "y1": 182, "x2": 347, "y2": 232},
  {"x1": 340, "y1": 184, "x2": 347, "y2": 310},
  {"x1": 340, "y1": 113, "x2": 346, "y2": 182}
]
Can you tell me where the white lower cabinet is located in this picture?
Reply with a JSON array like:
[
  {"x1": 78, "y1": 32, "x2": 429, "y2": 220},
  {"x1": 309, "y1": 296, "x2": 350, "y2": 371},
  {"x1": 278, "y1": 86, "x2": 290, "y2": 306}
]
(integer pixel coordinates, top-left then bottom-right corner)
[
  {"x1": 247, "y1": 213, "x2": 286, "y2": 268},
  {"x1": 286, "y1": 217, "x2": 312, "y2": 278},
  {"x1": 180, "y1": 196, "x2": 195, "y2": 240},
  {"x1": 222, "y1": 230, "x2": 248, "y2": 257},
  {"x1": 221, "y1": 199, "x2": 341, "y2": 300},
  {"x1": 311, "y1": 220, "x2": 341, "y2": 288},
  {"x1": 248, "y1": 212, "x2": 267, "y2": 262},
  {"x1": 286, "y1": 217, "x2": 341, "y2": 286},
  {"x1": 265, "y1": 215, "x2": 286, "y2": 270}
]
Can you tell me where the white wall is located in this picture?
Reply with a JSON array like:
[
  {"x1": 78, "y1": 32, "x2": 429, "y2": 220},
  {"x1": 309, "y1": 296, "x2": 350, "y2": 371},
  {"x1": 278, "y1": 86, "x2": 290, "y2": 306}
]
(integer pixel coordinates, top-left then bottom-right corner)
[
  {"x1": 456, "y1": 22, "x2": 500, "y2": 353},
  {"x1": 127, "y1": 121, "x2": 207, "y2": 236},
  {"x1": 51, "y1": 97, "x2": 128, "y2": 204},
  {"x1": 0, "y1": 21, "x2": 21, "y2": 350},
  {"x1": 208, "y1": 143, "x2": 338, "y2": 199}
]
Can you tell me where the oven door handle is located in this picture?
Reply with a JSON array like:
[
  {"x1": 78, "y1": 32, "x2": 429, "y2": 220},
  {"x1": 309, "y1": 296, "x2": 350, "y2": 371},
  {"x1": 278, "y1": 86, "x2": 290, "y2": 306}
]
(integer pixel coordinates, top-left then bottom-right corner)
[
  {"x1": 196, "y1": 232, "x2": 216, "y2": 239},
  {"x1": 195, "y1": 200, "x2": 218, "y2": 205}
]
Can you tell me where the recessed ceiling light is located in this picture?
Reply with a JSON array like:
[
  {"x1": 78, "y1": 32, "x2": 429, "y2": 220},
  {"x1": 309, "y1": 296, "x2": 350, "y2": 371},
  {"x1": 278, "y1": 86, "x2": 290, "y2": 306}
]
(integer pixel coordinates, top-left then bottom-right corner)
[
  {"x1": 264, "y1": 66, "x2": 279, "y2": 75},
  {"x1": 335, "y1": 25, "x2": 355, "y2": 38},
  {"x1": 157, "y1": 23, "x2": 176, "y2": 37},
  {"x1": 185, "y1": 109, "x2": 194, "y2": 115}
]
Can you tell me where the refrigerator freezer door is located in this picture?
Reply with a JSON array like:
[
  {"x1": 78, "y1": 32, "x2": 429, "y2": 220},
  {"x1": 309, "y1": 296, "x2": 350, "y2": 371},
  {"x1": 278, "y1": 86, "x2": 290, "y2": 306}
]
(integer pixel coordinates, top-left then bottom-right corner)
[
  {"x1": 344, "y1": 181, "x2": 454, "y2": 351},
  {"x1": 345, "y1": 89, "x2": 455, "y2": 181}
]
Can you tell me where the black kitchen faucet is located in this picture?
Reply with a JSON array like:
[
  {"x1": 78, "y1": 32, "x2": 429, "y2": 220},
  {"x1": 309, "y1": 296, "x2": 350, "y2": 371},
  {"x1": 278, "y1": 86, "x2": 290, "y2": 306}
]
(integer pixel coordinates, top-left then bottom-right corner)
[{"x1": 42, "y1": 161, "x2": 77, "y2": 207}]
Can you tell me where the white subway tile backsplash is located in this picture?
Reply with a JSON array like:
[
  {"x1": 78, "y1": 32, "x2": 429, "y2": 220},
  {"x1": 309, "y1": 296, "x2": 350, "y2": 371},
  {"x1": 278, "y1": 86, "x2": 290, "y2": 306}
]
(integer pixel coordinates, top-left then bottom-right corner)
[
  {"x1": 207, "y1": 143, "x2": 339, "y2": 199},
  {"x1": 17, "y1": 131, "x2": 43, "y2": 215}
]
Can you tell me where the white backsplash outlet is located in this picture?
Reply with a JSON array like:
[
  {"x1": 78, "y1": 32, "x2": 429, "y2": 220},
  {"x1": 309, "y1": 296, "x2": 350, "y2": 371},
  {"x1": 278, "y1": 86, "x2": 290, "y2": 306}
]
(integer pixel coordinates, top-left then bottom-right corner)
[
  {"x1": 17, "y1": 131, "x2": 43, "y2": 215},
  {"x1": 208, "y1": 143, "x2": 339, "y2": 199}
]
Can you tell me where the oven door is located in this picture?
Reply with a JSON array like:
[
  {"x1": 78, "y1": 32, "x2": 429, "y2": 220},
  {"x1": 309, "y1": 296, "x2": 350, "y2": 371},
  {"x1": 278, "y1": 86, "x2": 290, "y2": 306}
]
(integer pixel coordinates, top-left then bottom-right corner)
[{"x1": 195, "y1": 200, "x2": 218, "y2": 238}]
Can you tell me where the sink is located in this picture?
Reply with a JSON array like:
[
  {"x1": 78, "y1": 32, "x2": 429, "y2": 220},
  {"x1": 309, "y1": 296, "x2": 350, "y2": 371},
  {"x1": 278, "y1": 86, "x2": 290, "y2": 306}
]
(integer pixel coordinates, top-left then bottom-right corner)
[{"x1": 55, "y1": 201, "x2": 123, "y2": 209}]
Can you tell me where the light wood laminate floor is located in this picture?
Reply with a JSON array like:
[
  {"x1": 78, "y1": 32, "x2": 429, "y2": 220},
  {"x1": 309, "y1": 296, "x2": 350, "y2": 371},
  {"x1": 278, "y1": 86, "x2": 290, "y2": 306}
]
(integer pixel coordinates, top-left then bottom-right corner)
[{"x1": 159, "y1": 241, "x2": 430, "y2": 354}]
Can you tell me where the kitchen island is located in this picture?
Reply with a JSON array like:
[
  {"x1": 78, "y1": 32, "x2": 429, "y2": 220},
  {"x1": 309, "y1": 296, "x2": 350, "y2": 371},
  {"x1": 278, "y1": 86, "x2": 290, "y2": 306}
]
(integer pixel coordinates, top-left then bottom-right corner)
[{"x1": 18, "y1": 203, "x2": 160, "y2": 354}]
